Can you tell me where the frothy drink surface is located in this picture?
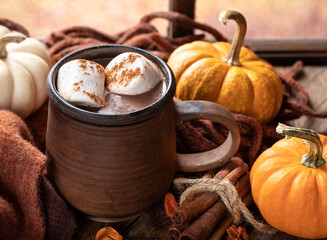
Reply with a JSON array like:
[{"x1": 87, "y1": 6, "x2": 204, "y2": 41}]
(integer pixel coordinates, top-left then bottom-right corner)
[
  {"x1": 92, "y1": 57, "x2": 167, "y2": 115},
  {"x1": 98, "y1": 79, "x2": 167, "y2": 115}
]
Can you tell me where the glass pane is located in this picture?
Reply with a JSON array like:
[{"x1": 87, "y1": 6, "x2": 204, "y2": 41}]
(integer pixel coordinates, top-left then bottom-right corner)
[
  {"x1": 0, "y1": 0, "x2": 169, "y2": 39},
  {"x1": 196, "y1": 0, "x2": 327, "y2": 40},
  {"x1": 2, "y1": 1, "x2": 325, "y2": 41}
]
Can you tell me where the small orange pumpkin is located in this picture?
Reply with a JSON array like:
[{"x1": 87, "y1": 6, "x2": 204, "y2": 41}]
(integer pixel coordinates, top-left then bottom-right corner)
[
  {"x1": 250, "y1": 123, "x2": 327, "y2": 239},
  {"x1": 167, "y1": 10, "x2": 283, "y2": 123}
]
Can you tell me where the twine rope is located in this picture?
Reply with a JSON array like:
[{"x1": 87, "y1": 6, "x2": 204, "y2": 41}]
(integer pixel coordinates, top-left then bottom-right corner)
[{"x1": 173, "y1": 178, "x2": 277, "y2": 234}]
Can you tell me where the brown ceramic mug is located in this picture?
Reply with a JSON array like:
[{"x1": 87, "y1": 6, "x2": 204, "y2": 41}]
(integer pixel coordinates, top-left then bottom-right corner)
[{"x1": 46, "y1": 45, "x2": 240, "y2": 222}]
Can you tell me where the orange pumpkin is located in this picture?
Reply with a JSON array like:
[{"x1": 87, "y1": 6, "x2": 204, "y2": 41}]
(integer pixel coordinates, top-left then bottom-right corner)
[
  {"x1": 250, "y1": 123, "x2": 327, "y2": 239},
  {"x1": 167, "y1": 10, "x2": 283, "y2": 123}
]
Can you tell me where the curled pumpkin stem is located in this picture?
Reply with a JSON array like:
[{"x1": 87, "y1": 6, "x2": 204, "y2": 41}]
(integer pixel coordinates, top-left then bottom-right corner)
[
  {"x1": 219, "y1": 10, "x2": 247, "y2": 66},
  {"x1": 276, "y1": 123, "x2": 326, "y2": 168},
  {"x1": 0, "y1": 35, "x2": 26, "y2": 58}
]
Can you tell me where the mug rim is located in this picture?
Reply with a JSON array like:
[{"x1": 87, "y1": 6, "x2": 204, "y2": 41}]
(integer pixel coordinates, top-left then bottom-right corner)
[{"x1": 47, "y1": 44, "x2": 176, "y2": 126}]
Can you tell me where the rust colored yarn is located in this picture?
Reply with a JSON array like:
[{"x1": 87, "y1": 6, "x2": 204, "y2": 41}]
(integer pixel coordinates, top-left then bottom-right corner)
[
  {"x1": 45, "y1": 11, "x2": 227, "y2": 63},
  {"x1": 0, "y1": 110, "x2": 76, "y2": 240},
  {"x1": 0, "y1": 18, "x2": 30, "y2": 36}
]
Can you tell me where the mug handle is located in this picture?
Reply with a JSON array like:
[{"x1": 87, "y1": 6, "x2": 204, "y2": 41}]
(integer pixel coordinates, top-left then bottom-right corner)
[{"x1": 175, "y1": 100, "x2": 241, "y2": 172}]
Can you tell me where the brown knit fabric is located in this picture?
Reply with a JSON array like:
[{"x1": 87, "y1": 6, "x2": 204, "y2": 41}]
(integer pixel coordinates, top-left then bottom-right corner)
[
  {"x1": 39, "y1": 175, "x2": 76, "y2": 240},
  {"x1": 0, "y1": 18, "x2": 30, "y2": 37},
  {"x1": 25, "y1": 99, "x2": 49, "y2": 153},
  {"x1": 0, "y1": 110, "x2": 76, "y2": 240}
]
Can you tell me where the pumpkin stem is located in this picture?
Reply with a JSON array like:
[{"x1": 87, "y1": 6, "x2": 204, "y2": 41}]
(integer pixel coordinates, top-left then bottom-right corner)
[
  {"x1": 219, "y1": 10, "x2": 247, "y2": 66},
  {"x1": 0, "y1": 35, "x2": 26, "y2": 58},
  {"x1": 276, "y1": 123, "x2": 326, "y2": 169}
]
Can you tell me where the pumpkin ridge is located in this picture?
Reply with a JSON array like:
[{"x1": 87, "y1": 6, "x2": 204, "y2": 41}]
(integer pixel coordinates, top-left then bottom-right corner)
[
  {"x1": 241, "y1": 68, "x2": 276, "y2": 123},
  {"x1": 294, "y1": 169, "x2": 327, "y2": 238},
  {"x1": 250, "y1": 65, "x2": 283, "y2": 118},
  {"x1": 169, "y1": 41, "x2": 221, "y2": 60},
  {"x1": 6, "y1": 58, "x2": 36, "y2": 118},
  {"x1": 169, "y1": 51, "x2": 221, "y2": 84},
  {"x1": 287, "y1": 170, "x2": 317, "y2": 236},
  {"x1": 253, "y1": 156, "x2": 300, "y2": 186},
  {"x1": 7, "y1": 38, "x2": 51, "y2": 67},
  {"x1": 9, "y1": 52, "x2": 49, "y2": 111},
  {"x1": 314, "y1": 173, "x2": 324, "y2": 236},
  {"x1": 190, "y1": 61, "x2": 227, "y2": 101},
  {"x1": 177, "y1": 58, "x2": 229, "y2": 101},
  {"x1": 239, "y1": 46, "x2": 260, "y2": 62},
  {"x1": 272, "y1": 140, "x2": 309, "y2": 159},
  {"x1": 273, "y1": 137, "x2": 310, "y2": 155},
  {"x1": 257, "y1": 167, "x2": 303, "y2": 234},
  {"x1": 190, "y1": 58, "x2": 230, "y2": 101},
  {"x1": 217, "y1": 66, "x2": 253, "y2": 114},
  {"x1": 212, "y1": 41, "x2": 230, "y2": 58},
  {"x1": 0, "y1": 60, "x2": 13, "y2": 107}
]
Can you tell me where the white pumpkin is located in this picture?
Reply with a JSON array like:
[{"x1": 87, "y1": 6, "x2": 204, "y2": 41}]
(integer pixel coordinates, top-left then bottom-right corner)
[{"x1": 0, "y1": 25, "x2": 51, "y2": 118}]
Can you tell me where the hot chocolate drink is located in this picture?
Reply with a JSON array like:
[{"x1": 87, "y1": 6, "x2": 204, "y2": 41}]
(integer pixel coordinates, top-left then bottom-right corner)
[
  {"x1": 57, "y1": 52, "x2": 166, "y2": 115},
  {"x1": 98, "y1": 79, "x2": 167, "y2": 115}
]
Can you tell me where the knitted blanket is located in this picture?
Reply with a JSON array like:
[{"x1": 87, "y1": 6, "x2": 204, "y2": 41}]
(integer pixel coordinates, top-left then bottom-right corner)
[{"x1": 0, "y1": 107, "x2": 76, "y2": 240}]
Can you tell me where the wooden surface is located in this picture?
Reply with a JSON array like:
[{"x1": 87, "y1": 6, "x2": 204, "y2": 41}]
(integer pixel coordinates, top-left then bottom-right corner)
[
  {"x1": 72, "y1": 64, "x2": 327, "y2": 239},
  {"x1": 283, "y1": 66, "x2": 327, "y2": 133}
]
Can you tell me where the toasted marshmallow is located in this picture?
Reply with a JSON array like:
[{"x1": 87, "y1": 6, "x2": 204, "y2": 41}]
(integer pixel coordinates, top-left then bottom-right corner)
[
  {"x1": 57, "y1": 59, "x2": 106, "y2": 107},
  {"x1": 105, "y1": 52, "x2": 163, "y2": 95}
]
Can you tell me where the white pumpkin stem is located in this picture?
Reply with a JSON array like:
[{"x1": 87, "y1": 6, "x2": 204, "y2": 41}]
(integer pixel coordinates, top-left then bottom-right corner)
[
  {"x1": 0, "y1": 35, "x2": 26, "y2": 58},
  {"x1": 276, "y1": 123, "x2": 326, "y2": 168},
  {"x1": 219, "y1": 10, "x2": 247, "y2": 66}
]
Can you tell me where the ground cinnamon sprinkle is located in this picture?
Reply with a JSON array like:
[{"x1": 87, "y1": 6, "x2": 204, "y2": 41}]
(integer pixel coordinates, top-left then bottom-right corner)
[
  {"x1": 122, "y1": 67, "x2": 141, "y2": 87},
  {"x1": 96, "y1": 63, "x2": 103, "y2": 73},
  {"x1": 73, "y1": 80, "x2": 83, "y2": 92},
  {"x1": 78, "y1": 59, "x2": 88, "y2": 70},
  {"x1": 78, "y1": 59, "x2": 104, "y2": 74},
  {"x1": 105, "y1": 53, "x2": 142, "y2": 88},
  {"x1": 83, "y1": 90, "x2": 105, "y2": 106},
  {"x1": 127, "y1": 53, "x2": 140, "y2": 63},
  {"x1": 74, "y1": 86, "x2": 81, "y2": 92}
]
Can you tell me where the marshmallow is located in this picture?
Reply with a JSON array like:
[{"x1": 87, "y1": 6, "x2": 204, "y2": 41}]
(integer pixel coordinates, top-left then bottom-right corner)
[
  {"x1": 105, "y1": 52, "x2": 163, "y2": 95},
  {"x1": 57, "y1": 59, "x2": 106, "y2": 107}
]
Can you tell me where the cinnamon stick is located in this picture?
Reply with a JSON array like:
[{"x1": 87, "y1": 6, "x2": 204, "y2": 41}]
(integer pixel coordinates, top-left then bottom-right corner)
[
  {"x1": 208, "y1": 193, "x2": 253, "y2": 240},
  {"x1": 208, "y1": 214, "x2": 232, "y2": 240},
  {"x1": 172, "y1": 157, "x2": 248, "y2": 225},
  {"x1": 163, "y1": 222, "x2": 189, "y2": 240},
  {"x1": 178, "y1": 173, "x2": 250, "y2": 240},
  {"x1": 164, "y1": 170, "x2": 215, "y2": 240}
]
